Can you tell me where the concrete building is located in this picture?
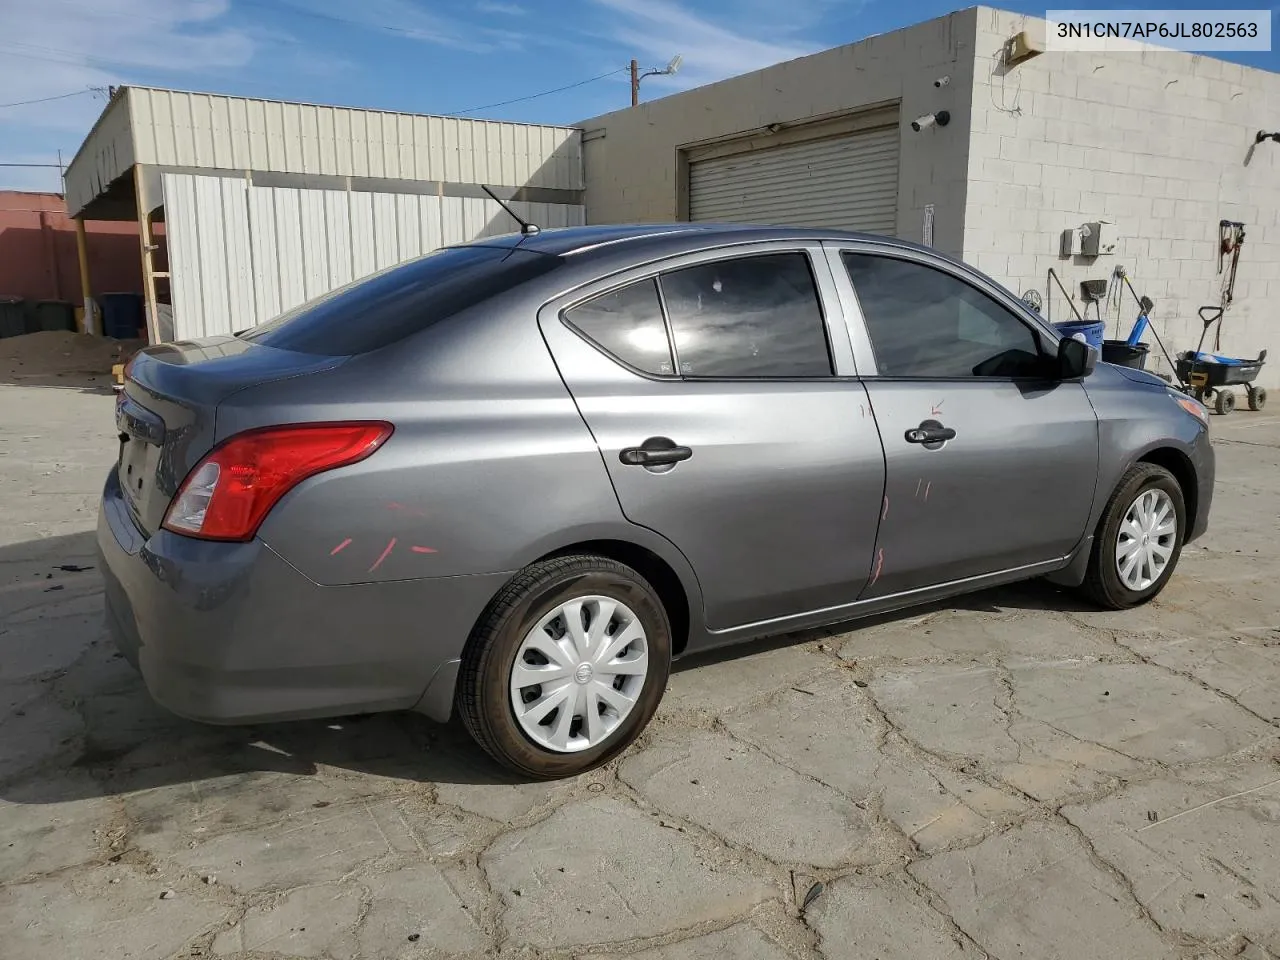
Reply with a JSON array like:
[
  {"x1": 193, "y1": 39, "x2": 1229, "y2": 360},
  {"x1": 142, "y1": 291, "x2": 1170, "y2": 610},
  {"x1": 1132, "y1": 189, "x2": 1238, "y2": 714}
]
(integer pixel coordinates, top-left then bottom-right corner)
[
  {"x1": 63, "y1": 87, "x2": 584, "y2": 343},
  {"x1": 580, "y1": 6, "x2": 1280, "y2": 386}
]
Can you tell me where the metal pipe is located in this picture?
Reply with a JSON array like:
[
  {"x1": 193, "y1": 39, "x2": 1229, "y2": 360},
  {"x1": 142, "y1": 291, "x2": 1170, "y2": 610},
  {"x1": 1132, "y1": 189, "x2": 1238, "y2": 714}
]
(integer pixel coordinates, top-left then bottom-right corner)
[{"x1": 1046, "y1": 269, "x2": 1085, "y2": 323}]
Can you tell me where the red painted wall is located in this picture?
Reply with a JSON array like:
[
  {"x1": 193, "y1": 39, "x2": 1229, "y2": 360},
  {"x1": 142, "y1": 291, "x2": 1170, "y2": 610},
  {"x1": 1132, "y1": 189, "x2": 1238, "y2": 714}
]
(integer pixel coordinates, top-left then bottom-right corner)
[{"x1": 0, "y1": 191, "x2": 151, "y2": 303}]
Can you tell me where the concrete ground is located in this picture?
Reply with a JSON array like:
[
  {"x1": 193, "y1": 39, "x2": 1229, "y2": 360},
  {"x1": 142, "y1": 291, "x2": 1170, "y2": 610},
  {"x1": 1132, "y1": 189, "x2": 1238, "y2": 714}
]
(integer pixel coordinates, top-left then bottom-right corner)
[{"x1": 1, "y1": 369, "x2": 1278, "y2": 960}]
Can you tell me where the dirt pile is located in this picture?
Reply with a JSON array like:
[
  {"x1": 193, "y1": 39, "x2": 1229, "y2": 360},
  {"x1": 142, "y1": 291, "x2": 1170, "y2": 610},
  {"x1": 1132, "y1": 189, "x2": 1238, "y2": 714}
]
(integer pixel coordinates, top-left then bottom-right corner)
[{"x1": 0, "y1": 331, "x2": 143, "y2": 385}]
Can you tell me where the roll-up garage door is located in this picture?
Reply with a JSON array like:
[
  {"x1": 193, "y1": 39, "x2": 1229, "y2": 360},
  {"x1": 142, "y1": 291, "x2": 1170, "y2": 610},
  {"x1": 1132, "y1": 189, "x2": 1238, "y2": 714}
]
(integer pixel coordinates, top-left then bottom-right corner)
[{"x1": 688, "y1": 122, "x2": 900, "y2": 235}]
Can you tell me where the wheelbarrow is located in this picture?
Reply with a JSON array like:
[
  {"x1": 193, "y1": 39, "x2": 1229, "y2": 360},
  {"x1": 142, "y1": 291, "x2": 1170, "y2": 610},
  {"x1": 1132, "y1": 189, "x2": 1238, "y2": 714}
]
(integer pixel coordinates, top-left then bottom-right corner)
[{"x1": 1174, "y1": 306, "x2": 1268, "y2": 415}]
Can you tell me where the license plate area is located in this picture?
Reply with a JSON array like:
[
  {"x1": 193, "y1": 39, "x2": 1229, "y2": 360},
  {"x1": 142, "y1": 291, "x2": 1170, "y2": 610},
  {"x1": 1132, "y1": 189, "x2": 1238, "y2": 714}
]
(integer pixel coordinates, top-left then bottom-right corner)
[{"x1": 115, "y1": 394, "x2": 166, "y2": 520}]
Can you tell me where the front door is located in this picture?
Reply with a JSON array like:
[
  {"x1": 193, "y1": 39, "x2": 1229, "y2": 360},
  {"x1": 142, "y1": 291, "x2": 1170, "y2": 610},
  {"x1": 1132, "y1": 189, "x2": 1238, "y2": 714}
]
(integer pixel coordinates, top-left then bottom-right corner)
[
  {"x1": 830, "y1": 245, "x2": 1100, "y2": 598},
  {"x1": 539, "y1": 244, "x2": 886, "y2": 634}
]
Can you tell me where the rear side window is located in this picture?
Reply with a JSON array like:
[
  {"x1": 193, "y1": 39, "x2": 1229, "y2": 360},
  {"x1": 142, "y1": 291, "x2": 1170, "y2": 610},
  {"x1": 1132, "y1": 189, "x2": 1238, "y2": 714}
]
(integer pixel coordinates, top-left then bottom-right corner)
[
  {"x1": 564, "y1": 279, "x2": 675, "y2": 375},
  {"x1": 659, "y1": 253, "x2": 832, "y2": 377},
  {"x1": 239, "y1": 245, "x2": 562, "y2": 356}
]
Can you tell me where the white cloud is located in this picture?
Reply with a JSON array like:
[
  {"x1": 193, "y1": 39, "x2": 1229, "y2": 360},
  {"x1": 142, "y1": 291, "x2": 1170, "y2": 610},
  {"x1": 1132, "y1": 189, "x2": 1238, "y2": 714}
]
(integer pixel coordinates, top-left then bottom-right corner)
[
  {"x1": 297, "y1": 0, "x2": 538, "y2": 53},
  {"x1": 0, "y1": 0, "x2": 257, "y2": 138},
  {"x1": 587, "y1": 0, "x2": 822, "y2": 88}
]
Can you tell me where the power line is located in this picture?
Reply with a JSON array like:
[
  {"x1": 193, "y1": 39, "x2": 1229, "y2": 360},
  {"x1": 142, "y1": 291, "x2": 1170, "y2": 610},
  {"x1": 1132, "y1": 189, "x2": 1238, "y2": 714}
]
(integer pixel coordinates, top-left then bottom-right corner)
[
  {"x1": 444, "y1": 67, "x2": 629, "y2": 116},
  {"x1": 0, "y1": 89, "x2": 98, "y2": 110}
]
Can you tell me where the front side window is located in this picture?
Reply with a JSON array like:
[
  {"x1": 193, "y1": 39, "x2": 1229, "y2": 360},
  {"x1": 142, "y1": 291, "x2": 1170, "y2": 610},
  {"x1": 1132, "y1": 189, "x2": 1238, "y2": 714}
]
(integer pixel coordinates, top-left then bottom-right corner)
[
  {"x1": 842, "y1": 253, "x2": 1046, "y2": 379},
  {"x1": 659, "y1": 253, "x2": 832, "y2": 378},
  {"x1": 563, "y1": 278, "x2": 674, "y2": 375}
]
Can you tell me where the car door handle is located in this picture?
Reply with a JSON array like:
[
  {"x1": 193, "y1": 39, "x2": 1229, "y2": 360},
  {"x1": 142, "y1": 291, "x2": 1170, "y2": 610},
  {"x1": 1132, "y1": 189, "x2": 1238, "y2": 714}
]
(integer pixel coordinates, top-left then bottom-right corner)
[
  {"x1": 619, "y1": 439, "x2": 693, "y2": 467},
  {"x1": 905, "y1": 424, "x2": 957, "y2": 444}
]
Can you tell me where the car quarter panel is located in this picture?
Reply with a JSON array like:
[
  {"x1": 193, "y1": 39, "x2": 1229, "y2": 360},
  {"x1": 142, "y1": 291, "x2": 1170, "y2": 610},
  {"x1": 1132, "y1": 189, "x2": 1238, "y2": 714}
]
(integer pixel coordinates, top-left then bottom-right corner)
[{"x1": 216, "y1": 286, "x2": 706, "y2": 620}]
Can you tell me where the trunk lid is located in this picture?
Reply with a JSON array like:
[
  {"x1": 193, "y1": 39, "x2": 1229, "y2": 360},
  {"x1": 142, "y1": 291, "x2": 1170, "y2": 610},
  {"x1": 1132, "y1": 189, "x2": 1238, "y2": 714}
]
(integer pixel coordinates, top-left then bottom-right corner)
[{"x1": 115, "y1": 336, "x2": 345, "y2": 535}]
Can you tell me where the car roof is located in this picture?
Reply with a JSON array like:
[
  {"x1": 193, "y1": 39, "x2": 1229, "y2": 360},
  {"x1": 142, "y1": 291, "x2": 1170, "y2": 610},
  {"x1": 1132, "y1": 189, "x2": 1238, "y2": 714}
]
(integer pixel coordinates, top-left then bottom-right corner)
[{"x1": 461, "y1": 222, "x2": 941, "y2": 260}]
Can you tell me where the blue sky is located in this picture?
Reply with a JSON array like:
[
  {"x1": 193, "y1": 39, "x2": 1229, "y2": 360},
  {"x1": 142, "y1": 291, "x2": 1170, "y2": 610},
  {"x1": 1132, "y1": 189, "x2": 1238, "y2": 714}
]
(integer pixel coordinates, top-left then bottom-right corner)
[{"x1": 1, "y1": 0, "x2": 1276, "y2": 192}]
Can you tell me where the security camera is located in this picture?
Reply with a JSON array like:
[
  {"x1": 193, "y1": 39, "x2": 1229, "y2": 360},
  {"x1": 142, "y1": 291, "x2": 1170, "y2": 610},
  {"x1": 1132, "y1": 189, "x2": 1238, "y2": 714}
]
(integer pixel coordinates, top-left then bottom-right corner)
[
  {"x1": 911, "y1": 110, "x2": 950, "y2": 132},
  {"x1": 934, "y1": 75, "x2": 951, "y2": 88}
]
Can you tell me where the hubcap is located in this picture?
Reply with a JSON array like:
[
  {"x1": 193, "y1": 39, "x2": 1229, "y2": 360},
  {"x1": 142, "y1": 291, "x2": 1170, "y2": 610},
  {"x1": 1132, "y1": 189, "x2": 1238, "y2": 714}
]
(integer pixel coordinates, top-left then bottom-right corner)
[
  {"x1": 1116, "y1": 488, "x2": 1177, "y2": 591},
  {"x1": 510, "y1": 596, "x2": 649, "y2": 753}
]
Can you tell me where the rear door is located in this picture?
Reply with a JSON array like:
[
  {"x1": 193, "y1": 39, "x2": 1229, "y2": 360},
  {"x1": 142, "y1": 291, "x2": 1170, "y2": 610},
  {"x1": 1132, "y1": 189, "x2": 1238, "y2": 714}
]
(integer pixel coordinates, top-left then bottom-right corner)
[
  {"x1": 825, "y1": 243, "x2": 1100, "y2": 598},
  {"x1": 539, "y1": 242, "x2": 886, "y2": 635}
]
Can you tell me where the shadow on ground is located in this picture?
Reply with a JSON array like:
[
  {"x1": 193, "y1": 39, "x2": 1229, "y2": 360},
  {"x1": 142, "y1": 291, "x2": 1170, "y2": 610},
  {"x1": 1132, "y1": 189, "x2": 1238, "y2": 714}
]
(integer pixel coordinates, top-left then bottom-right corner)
[{"x1": 1, "y1": 527, "x2": 1103, "y2": 806}]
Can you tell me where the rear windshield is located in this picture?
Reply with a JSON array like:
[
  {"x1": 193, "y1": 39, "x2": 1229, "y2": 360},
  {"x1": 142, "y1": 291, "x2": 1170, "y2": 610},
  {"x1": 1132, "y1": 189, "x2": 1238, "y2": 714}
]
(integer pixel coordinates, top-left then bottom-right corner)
[{"x1": 238, "y1": 245, "x2": 563, "y2": 356}]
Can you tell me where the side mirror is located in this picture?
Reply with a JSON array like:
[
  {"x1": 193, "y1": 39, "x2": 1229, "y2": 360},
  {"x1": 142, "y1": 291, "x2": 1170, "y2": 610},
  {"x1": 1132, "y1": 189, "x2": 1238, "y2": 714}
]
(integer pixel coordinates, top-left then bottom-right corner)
[{"x1": 1057, "y1": 335, "x2": 1097, "y2": 379}]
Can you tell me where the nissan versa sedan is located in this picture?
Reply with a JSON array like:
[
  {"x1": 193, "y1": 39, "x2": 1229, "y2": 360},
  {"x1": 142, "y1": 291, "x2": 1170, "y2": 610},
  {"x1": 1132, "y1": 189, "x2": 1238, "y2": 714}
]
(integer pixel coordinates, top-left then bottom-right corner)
[{"x1": 99, "y1": 224, "x2": 1213, "y2": 778}]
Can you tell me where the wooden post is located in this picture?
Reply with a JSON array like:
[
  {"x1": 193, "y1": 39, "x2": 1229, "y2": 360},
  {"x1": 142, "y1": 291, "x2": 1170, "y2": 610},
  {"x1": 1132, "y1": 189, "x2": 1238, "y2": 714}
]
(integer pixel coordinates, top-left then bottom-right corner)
[
  {"x1": 630, "y1": 59, "x2": 639, "y2": 107},
  {"x1": 133, "y1": 165, "x2": 160, "y2": 344},
  {"x1": 74, "y1": 216, "x2": 93, "y2": 334}
]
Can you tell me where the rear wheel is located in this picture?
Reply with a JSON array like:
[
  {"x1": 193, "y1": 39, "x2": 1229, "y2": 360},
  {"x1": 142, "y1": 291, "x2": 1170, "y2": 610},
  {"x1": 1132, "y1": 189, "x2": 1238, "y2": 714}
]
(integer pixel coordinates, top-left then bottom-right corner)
[
  {"x1": 1215, "y1": 389, "x2": 1236, "y2": 415},
  {"x1": 1248, "y1": 387, "x2": 1267, "y2": 411},
  {"x1": 456, "y1": 555, "x2": 671, "y2": 779},
  {"x1": 1081, "y1": 463, "x2": 1185, "y2": 610}
]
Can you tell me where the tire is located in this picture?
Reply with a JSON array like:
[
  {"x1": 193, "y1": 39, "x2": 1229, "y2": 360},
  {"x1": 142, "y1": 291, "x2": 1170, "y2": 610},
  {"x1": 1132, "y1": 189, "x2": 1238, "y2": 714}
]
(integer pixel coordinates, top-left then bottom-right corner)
[
  {"x1": 1081, "y1": 463, "x2": 1186, "y2": 610},
  {"x1": 456, "y1": 555, "x2": 671, "y2": 779},
  {"x1": 1248, "y1": 387, "x2": 1267, "y2": 411},
  {"x1": 1215, "y1": 389, "x2": 1236, "y2": 415}
]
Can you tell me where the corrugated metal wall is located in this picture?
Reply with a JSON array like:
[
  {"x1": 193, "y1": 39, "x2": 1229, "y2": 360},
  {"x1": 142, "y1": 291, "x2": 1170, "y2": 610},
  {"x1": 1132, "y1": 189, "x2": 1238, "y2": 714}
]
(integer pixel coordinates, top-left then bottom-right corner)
[
  {"x1": 163, "y1": 173, "x2": 585, "y2": 340},
  {"x1": 64, "y1": 92, "x2": 137, "y2": 217},
  {"x1": 133, "y1": 89, "x2": 583, "y2": 190}
]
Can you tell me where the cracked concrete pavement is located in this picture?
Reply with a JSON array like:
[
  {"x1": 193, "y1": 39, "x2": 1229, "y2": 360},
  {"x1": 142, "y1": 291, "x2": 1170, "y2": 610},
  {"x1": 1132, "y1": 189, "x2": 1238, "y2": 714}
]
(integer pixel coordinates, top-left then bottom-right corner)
[{"x1": 2, "y1": 376, "x2": 1278, "y2": 960}]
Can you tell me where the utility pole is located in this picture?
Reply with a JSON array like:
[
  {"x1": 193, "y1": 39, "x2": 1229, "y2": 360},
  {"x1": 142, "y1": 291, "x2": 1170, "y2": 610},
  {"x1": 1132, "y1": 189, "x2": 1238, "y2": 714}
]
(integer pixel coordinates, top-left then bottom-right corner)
[{"x1": 629, "y1": 55, "x2": 682, "y2": 108}]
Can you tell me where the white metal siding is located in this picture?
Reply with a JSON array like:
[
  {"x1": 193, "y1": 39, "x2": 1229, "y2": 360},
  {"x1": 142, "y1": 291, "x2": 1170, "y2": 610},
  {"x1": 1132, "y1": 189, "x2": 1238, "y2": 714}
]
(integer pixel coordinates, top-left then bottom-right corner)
[
  {"x1": 688, "y1": 126, "x2": 900, "y2": 235},
  {"x1": 130, "y1": 88, "x2": 583, "y2": 189},
  {"x1": 63, "y1": 92, "x2": 137, "y2": 217},
  {"x1": 162, "y1": 173, "x2": 585, "y2": 341}
]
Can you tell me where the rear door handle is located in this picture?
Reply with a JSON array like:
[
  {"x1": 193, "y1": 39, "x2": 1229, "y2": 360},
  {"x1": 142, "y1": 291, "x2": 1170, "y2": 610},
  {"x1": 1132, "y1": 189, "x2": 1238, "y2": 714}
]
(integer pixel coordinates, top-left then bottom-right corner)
[
  {"x1": 619, "y1": 438, "x2": 693, "y2": 467},
  {"x1": 905, "y1": 421, "x2": 956, "y2": 445}
]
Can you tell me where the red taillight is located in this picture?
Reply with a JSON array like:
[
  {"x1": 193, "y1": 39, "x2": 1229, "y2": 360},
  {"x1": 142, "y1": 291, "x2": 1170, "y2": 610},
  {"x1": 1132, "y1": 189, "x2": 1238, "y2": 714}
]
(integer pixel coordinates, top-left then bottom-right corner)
[{"x1": 162, "y1": 422, "x2": 393, "y2": 541}]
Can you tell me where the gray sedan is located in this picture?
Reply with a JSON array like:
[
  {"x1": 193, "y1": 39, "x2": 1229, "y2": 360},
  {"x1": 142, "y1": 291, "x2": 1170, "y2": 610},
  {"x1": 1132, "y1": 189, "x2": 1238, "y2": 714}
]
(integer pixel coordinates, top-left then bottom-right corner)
[{"x1": 99, "y1": 224, "x2": 1213, "y2": 778}]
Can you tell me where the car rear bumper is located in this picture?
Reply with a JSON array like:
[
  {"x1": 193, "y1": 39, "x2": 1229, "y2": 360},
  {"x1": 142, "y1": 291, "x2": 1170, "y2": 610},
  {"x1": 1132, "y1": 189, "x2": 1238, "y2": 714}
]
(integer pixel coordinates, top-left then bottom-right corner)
[{"x1": 97, "y1": 467, "x2": 507, "y2": 725}]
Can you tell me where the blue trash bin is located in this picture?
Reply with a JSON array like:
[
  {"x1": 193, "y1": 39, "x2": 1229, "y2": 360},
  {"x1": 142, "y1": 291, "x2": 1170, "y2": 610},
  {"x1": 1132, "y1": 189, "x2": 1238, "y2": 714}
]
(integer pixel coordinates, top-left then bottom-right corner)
[
  {"x1": 1053, "y1": 320, "x2": 1105, "y2": 351},
  {"x1": 100, "y1": 292, "x2": 145, "y2": 340}
]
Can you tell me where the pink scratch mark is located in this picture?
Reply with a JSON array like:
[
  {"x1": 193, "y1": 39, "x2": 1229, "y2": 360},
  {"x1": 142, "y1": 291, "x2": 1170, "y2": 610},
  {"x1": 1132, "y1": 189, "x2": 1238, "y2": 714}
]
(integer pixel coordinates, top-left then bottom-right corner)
[
  {"x1": 410, "y1": 546, "x2": 438, "y2": 554},
  {"x1": 330, "y1": 538, "x2": 352, "y2": 556},
  {"x1": 869, "y1": 548, "x2": 884, "y2": 587},
  {"x1": 924, "y1": 481, "x2": 932, "y2": 501},
  {"x1": 881, "y1": 495, "x2": 889, "y2": 521},
  {"x1": 931, "y1": 400, "x2": 945, "y2": 416},
  {"x1": 368, "y1": 537, "x2": 397, "y2": 573}
]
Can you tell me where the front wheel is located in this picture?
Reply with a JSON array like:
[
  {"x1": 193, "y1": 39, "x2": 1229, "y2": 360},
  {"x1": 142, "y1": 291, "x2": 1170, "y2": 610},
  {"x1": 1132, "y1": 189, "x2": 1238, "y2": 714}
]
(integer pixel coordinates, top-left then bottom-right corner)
[
  {"x1": 456, "y1": 555, "x2": 671, "y2": 779},
  {"x1": 1215, "y1": 389, "x2": 1236, "y2": 415},
  {"x1": 1081, "y1": 463, "x2": 1185, "y2": 610},
  {"x1": 1248, "y1": 387, "x2": 1267, "y2": 411}
]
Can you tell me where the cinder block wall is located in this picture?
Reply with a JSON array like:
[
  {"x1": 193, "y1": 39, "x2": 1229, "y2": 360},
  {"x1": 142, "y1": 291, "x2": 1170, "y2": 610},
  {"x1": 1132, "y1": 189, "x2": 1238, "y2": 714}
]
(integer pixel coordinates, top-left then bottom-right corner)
[
  {"x1": 579, "y1": 10, "x2": 979, "y2": 258},
  {"x1": 966, "y1": 7, "x2": 1280, "y2": 386}
]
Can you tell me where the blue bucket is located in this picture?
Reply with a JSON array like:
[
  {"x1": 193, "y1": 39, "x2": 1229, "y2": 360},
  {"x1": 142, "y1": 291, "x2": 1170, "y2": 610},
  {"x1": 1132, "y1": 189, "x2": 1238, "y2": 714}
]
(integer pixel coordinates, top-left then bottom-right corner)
[{"x1": 1053, "y1": 320, "x2": 1105, "y2": 351}]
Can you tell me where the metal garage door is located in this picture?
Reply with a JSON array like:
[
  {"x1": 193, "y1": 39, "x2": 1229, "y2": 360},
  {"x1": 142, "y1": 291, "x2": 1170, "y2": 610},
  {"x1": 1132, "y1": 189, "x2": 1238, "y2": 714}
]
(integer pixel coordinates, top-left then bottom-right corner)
[{"x1": 688, "y1": 123, "x2": 900, "y2": 235}]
